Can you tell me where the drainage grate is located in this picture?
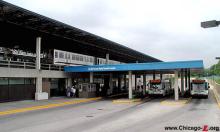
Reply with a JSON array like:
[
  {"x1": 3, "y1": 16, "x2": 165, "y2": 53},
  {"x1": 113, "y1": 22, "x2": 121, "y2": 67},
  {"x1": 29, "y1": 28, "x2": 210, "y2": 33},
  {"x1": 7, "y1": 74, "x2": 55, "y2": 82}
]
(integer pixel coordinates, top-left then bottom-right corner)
[
  {"x1": 86, "y1": 115, "x2": 94, "y2": 118},
  {"x1": 189, "y1": 108, "x2": 208, "y2": 111},
  {"x1": 97, "y1": 108, "x2": 103, "y2": 110}
]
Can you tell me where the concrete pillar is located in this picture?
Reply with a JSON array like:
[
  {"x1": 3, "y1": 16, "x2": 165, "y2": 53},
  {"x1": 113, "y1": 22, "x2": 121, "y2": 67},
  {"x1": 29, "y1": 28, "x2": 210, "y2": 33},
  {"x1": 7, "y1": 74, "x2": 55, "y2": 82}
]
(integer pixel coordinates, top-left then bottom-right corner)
[
  {"x1": 66, "y1": 78, "x2": 72, "y2": 87},
  {"x1": 35, "y1": 37, "x2": 48, "y2": 100},
  {"x1": 135, "y1": 74, "x2": 137, "y2": 90},
  {"x1": 188, "y1": 69, "x2": 191, "y2": 91},
  {"x1": 181, "y1": 69, "x2": 184, "y2": 96},
  {"x1": 124, "y1": 74, "x2": 127, "y2": 88},
  {"x1": 118, "y1": 75, "x2": 121, "y2": 93},
  {"x1": 174, "y1": 71, "x2": 179, "y2": 101},
  {"x1": 153, "y1": 72, "x2": 156, "y2": 80},
  {"x1": 185, "y1": 69, "x2": 188, "y2": 90},
  {"x1": 160, "y1": 73, "x2": 163, "y2": 80},
  {"x1": 143, "y1": 75, "x2": 146, "y2": 95},
  {"x1": 109, "y1": 73, "x2": 113, "y2": 95},
  {"x1": 90, "y1": 72, "x2": 94, "y2": 83},
  {"x1": 36, "y1": 77, "x2": 42, "y2": 93},
  {"x1": 128, "y1": 71, "x2": 133, "y2": 99},
  {"x1": 106, "y1": 53, "x2": 109, "y2": 64},
  {"x1": 36, "y1": 37, "x2": 41, "y2": 70}
]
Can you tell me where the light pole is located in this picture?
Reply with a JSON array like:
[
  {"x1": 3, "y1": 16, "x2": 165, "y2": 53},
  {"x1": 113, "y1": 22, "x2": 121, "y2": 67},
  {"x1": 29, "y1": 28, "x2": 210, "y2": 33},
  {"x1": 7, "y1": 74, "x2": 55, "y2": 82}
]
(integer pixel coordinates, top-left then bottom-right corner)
[
  {"x1": 201, "y1": 21, "x2": 220, "y2": 82},
  {"x1": 201, "y1": 20, "x2": 220, "y2": 28}
]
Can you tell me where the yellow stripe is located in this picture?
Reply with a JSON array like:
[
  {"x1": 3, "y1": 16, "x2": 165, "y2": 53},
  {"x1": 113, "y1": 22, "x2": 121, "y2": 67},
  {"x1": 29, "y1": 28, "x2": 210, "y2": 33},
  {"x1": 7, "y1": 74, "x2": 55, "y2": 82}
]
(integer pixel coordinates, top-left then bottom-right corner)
[
  {"x1": 161, "y1": 98, "x2": 191, "y2": 106},
  {"x1": 0, "y1": 97, "x2": 102, "y2": 116},
  {"x1": 112, "y1": 98, "x2": 142, "y2": 104}
]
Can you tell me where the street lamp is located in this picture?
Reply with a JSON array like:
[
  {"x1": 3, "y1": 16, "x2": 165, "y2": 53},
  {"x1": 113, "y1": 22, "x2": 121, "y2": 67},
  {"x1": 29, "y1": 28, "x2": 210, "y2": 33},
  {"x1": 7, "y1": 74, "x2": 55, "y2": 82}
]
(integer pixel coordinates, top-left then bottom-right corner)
[
  {"x1": 201, "y1": 20, "x2": 220, "y2": 28},
  {"x1": 201, "y1": 21, "x2": 220, "y2": 81}
]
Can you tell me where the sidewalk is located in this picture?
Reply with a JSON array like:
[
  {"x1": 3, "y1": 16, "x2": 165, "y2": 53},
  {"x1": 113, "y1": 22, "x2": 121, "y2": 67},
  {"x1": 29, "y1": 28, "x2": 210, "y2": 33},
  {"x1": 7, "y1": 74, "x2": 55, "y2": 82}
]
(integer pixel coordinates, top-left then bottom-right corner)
[{"x1": 0, "y1": 97, "x2": 102, "y2": 116}]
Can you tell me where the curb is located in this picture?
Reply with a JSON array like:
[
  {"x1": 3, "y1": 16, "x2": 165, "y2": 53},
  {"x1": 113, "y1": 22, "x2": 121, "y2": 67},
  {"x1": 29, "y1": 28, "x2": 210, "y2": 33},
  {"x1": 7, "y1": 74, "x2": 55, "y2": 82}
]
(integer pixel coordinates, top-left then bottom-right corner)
[
  {"x1": 212, "y1": 88, "x2": 220, "y2": 108},
  {"x1": 108, "y1": 93, "x2": 127, "y2": 98},
  {"x1": 0, "y1": 97, "x2": 102, "y2": 116}
]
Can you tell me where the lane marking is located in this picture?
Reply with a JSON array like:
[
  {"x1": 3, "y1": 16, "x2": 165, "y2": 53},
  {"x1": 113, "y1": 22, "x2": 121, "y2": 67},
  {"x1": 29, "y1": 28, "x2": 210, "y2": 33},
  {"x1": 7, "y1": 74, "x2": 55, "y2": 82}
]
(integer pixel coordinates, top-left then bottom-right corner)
[
  {"x1": 112, "y1": 98, "x2": 142, "y2": 104},
  {"x1": 160, "y1": 97, "x2": 192, "y2": 106},
  {"x1": 112, "y1": 97, "x2": 151, "y2": 104},
  {"x1": 0, "y1": 97, "x2": 102, "y2": 116}
]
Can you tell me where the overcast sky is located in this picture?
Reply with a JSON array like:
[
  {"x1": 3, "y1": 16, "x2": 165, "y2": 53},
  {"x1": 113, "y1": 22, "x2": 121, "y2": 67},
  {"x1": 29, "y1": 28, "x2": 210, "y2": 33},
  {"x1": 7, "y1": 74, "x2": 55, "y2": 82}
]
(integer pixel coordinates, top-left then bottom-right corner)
[{"x1": 4, "y1": 0, "x2": 220, "y2": 67}]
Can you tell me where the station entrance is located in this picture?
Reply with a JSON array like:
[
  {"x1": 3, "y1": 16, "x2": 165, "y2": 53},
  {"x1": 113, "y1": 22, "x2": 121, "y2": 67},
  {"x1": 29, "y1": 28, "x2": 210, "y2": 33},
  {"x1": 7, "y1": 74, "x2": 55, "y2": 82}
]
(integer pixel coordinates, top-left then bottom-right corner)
[{"x1": 64, "y1": 60, "x2": 204, "y2": 100}]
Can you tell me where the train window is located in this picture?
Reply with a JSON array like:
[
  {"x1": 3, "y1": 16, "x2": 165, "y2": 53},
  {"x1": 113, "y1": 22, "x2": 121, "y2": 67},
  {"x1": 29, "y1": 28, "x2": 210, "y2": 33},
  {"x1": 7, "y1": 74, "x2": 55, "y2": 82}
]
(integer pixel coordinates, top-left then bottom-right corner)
[
  {"x1": 67, "y1": 53, "x2": 70, "y2": 59},
  {"x1": 72, "y1": 54, "x2": 75, "y2": 60},
  {"x1": 59, "y1": 52, "x2": 64, "y2": 58},
  {"x1": 90, "y1": 58, "x2": 93, "y2": 63},
  {"x1": 80, "y1": 56, "x2": 83, "y2": 61},
  {"x1": 76, "y1": 55, "x2": 79, "y2": 61},
  {"x1": 54, "y1": 51, "x2": 58, "y2": 58}
]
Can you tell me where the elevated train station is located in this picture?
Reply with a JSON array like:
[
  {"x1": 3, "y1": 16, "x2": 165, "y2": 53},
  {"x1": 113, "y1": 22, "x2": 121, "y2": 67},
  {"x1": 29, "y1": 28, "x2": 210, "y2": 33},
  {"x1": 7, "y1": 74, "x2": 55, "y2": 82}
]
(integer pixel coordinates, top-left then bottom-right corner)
[{"x1": 0, "y1": 1, "x2": 204, "y2": 102}]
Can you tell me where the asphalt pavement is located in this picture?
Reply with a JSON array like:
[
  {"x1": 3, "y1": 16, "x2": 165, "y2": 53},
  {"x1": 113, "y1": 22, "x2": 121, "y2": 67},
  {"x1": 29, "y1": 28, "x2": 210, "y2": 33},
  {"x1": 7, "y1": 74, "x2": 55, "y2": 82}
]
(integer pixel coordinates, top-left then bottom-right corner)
[{"x1": 0, "y1": 89, "x2": 219, "y2": 132}]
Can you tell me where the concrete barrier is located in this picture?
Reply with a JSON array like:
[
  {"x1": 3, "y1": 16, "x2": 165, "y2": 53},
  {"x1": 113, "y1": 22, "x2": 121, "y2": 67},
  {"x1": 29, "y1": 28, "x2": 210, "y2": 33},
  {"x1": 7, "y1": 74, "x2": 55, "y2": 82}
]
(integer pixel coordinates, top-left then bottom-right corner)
[{"x1": 208, "y1": 80, "x2": 220, "y2": 108}]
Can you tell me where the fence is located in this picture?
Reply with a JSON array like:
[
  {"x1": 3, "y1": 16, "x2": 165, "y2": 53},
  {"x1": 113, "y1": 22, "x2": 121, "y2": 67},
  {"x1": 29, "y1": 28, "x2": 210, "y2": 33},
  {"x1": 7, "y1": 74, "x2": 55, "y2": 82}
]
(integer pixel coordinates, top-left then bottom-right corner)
[{"x1": 0, "y1": 60, "x2": 64, "y2": 71}]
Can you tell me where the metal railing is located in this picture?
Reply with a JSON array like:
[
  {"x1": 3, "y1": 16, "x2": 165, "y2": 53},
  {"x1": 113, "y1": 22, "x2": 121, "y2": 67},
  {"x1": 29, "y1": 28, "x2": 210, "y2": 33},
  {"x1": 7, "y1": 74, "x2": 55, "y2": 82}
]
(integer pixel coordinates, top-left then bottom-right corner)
[{"x1": 0, "y1": 60, "x2": 64, "y2": 71}]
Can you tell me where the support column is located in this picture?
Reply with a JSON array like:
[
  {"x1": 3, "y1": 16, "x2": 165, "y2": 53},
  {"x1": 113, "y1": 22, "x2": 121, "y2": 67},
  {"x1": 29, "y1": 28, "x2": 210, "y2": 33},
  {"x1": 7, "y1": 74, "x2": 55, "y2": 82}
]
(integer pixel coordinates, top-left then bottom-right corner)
[
  {"x1": 35, "y1": 37, "x2": 48, "y2": 100},
  {"x1": 135, "y1": 74, "x2": 137, "y2": 90},
  {"x1": 118, "y1": 75, "x2": 121, "y2": 93},
  {"x1": 143, "y1": 74, "x2": 146, "y2": 95},
  {"x1": 185, "y1": 69, "x2": 188, "y2": 90},
  {"x1": 36, "y1": 37, "x2": 41, "y2": 70},
  {"x1": 153, "y1": 71, "x2": 156, "y2": 80},
  {"x1": 128, "y1": 71, "x2": 133, "y2": 99},
  {"x1": 181, "y1": 69, "x2": 184, "y2": 96},
  {"x1": 66, "y1": 78, "x2": 72, "y2": 87},
  {"x1": 106, "y1": 53, "x2": 109, "y2": 64},
  {"x1": 36, "y1": 77, "x2": 42, "y2": 93},
  {"x1": 124, "y1": 74, "x2": 127, "y2": 89},
  {"x1": 188, "y1": 69, "x2": 191, "y2": 91},
  {"x1": 90, "y1": 72, "x2": 94, "y2": 83},
  {"x1": 174, "y1": 70, "x2": 179, "y2": 101},
  {"x1": 109, "y1": 73, "x2": 113, "y2": 95},
  {"x1": 160, "y1": 73, "x2": 163, "y2": 80}
]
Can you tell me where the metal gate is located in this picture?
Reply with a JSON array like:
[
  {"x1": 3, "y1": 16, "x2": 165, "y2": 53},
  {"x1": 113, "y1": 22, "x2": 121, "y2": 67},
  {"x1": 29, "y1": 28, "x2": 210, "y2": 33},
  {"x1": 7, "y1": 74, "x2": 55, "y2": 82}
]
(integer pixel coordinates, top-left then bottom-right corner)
[{"x1": 0, "y1": 84, "x2": 35, "y2": 102}]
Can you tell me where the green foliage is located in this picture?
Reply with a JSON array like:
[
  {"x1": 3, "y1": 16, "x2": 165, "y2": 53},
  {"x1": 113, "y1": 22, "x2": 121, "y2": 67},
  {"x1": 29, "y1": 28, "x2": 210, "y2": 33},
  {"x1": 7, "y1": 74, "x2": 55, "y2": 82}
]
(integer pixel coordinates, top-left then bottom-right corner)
[{"x1": 202, "y1": 60, "x2": 220, "y2": 76}]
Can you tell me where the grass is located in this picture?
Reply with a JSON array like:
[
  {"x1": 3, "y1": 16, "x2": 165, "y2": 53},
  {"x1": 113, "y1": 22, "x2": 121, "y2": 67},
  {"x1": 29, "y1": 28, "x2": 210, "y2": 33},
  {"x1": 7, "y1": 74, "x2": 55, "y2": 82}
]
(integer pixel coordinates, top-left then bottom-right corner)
[{"x1": 215, "y1": 78, "x2": 220, "y2": 84}]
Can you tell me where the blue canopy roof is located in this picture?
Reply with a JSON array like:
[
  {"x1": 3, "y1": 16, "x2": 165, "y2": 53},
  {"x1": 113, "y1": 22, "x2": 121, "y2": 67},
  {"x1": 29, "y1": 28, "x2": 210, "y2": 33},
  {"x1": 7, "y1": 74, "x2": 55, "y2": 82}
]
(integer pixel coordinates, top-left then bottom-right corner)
[{"x1": 64, "y1": 60, "x2": 204, "y2": 73}]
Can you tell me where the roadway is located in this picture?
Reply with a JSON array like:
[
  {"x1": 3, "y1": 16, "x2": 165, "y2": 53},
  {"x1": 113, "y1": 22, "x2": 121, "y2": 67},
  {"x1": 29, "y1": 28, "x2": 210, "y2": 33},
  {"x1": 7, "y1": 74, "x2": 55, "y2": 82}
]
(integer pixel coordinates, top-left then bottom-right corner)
[{"x1": 0, "y1": 89, "x2": 219, "y2": 132}]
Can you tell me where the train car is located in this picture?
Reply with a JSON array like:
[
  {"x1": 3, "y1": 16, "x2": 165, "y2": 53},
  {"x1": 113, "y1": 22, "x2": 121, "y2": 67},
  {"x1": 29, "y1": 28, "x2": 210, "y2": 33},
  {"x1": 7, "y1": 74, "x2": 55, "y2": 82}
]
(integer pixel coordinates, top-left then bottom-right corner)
[
  {"x1": 96, "y1": 58, "x2": 121, "y2": 65},
  {"x1": 148, "y1": 79, "x2": 173, "y2": 96},
  {"x1": 190, "y1": 79, "x2": 209, "y2": 98},
  {"x1": 96, "y1": 58, "x2": 106, "y2": 65},
  {"x1": 53, "y1": 49, "x2": 95, "y2": 66}
]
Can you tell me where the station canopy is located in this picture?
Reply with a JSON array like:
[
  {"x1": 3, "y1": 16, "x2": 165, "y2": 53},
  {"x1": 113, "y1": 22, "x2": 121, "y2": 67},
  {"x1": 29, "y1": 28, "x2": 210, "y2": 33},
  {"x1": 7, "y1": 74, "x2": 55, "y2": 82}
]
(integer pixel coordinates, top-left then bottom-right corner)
[
  {"x1": 0, "y1": 1, "x2": 160, "y2": 63},
  {"x1": 64, "y1": 60, "x2": 204, "y2": 73}
]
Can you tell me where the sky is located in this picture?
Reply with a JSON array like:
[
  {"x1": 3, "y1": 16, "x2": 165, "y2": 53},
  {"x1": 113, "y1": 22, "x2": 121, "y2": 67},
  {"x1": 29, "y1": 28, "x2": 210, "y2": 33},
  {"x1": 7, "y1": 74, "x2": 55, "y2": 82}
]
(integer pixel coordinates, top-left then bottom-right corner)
[{"x1": 4, "y1": 0, "x2": 220, "y2": 68}]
